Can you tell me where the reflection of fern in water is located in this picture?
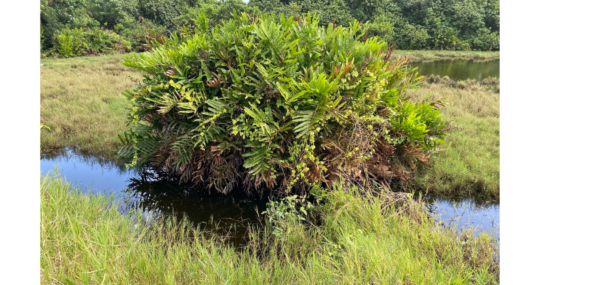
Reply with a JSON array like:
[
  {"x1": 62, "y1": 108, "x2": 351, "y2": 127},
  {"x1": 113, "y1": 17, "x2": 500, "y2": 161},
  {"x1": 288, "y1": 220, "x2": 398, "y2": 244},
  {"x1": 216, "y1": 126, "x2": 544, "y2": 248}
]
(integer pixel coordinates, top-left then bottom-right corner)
[
  {"x1": 119, "y1": 13, "x2": 450, "y2": 195},
  {"x1": 123, "y1": 176, "x2": 269, "y2": 247}
]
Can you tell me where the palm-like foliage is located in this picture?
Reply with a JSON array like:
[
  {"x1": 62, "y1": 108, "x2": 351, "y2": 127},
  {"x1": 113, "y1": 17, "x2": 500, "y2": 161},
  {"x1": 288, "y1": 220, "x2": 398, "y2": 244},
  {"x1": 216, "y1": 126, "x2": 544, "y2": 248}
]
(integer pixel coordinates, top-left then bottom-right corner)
[{"x1": 119, "y1": 12, "x2": 449, "y2": 194}]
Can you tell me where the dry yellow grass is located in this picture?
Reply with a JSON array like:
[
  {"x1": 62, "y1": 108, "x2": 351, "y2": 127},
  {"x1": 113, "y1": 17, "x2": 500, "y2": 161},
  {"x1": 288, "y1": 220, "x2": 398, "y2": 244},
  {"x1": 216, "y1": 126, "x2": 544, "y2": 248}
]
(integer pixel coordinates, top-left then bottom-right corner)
[
  {"x1": 393, "y1": 50, "x2": 500, "y2": 61},
  {"x1": 40, "y1": 54, "x2": 143, "y2": 158}
]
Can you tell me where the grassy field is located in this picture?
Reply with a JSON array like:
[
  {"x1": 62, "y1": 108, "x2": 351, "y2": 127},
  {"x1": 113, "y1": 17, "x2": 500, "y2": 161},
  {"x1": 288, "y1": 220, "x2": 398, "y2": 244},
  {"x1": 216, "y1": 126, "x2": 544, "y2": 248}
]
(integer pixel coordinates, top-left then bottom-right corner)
[
  {"x1": 41, "y1": 172, "x2": 498, "y2": 284},
  {"x1": 407, "y1": 77, "x2": 500, "y2": 201},
  {"x1": 393, "y1": 50, "x2": 500, "y2": 61},
  {"x1": 40, "y1": 54, "x2": 141, "y2": 159}
]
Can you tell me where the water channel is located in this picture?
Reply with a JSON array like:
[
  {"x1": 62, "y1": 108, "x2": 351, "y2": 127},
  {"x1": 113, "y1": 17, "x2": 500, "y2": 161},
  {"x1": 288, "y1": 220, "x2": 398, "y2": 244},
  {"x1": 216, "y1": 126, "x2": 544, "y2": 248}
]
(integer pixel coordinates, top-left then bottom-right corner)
[
  {"x1": 409, "y1": 58, "x2": 500, "y2": 80},
  {"x1": 41, "y1": 149, "x2": 499, "y2": 241}
]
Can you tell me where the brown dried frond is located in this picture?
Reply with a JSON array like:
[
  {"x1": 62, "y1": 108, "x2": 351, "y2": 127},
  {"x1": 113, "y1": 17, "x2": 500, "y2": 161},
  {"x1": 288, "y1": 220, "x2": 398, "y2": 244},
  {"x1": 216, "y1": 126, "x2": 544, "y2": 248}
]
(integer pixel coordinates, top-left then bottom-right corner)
[
  {"x1": 398, "y1": 142, "x2": 430, "y2": 171},
  {"x1": 399, "y1": 56, "x2": 410, "y2": 65},
  {"x1": 164, "y1": 69, "x2": 176, "y2": 77},
  {"x1": 365, "y1": 139, "x2": 400, "y2": 181},
  {"x1": 428, "y1": 99, "x2": 446, "y2": 109},
  {"x1": 304, "y1": 162, "x2": 326, "y2": 183},
  {"x1": 331, "y1": 65, "x2": 339, "y2": 80},
  {"x1": 377, "y1": 106, "x2": 390, "y2": 117},
  {"x1": 164, "y1": 153, "x2": 174, "y2": 168},
  {"x1": 264, "y1": 174, "x2": 277, "y2": 189},
  {"x1": 339, "y1": 60, "x2": 354, "y2": 78},
  {"x1": 383, "y1": 44, "x2": 396, "y2": 63},
  {"x1": 207, "y1": 77, "x2": 222, "y2": 88},
  {"x1": 210, "y1": 147, "x2": 225, "y2": 166},
  {"x1": 253, "y1": 175, "x2": 264, "y2": 189},
  {"x1": 321, "y1": 117, "x2": 377, "y2": 184}
]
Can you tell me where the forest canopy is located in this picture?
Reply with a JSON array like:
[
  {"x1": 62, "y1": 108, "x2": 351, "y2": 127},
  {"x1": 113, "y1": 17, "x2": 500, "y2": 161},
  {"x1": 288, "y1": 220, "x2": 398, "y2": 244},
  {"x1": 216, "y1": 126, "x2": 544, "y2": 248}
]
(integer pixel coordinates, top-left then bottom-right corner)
[{"x1": 41, "y1": 0, "x2": 499, "y2": 57}]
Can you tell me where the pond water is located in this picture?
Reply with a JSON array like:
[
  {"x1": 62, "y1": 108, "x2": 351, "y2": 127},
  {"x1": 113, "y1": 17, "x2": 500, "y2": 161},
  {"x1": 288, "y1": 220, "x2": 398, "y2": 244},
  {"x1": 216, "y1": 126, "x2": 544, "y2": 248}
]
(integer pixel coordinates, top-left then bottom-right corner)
[
  {"x1": 41, "y1": 150, "x2": 499, "y2": 243},
  {"x1": 41, "y1": 151, "x2": 268, "y2": 246},
  {"x1": 409, "y1": 59, "x2": 499, "y2": 80}
]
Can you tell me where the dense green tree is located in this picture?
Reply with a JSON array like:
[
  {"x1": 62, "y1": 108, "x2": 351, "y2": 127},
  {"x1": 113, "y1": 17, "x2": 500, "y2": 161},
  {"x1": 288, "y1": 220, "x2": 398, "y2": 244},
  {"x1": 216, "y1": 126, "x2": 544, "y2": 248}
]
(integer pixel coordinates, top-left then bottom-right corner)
[
  {"x1": 139, "y1": 0, "x2": 188, "y2": 29},
  {"x1": 396, "y1": 23, "x2": 430, "y2": 50},
  {"x1": 470, "y1": 27, "x2": 499, "y2": 51},
  {"x1": 41, "y1": 0, "x2": 500, "y2": 53},
  {"x1": 174, "y1": 0, "x2": 260, "y2": 31},
  {"x1": 88, "y1": 0, "x2": 139, "y2": 29}
]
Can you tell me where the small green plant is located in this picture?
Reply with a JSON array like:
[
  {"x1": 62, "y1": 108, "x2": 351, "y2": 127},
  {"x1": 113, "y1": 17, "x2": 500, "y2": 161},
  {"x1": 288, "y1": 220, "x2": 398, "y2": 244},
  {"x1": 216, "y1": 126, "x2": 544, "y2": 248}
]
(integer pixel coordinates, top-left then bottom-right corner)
[
  {"x1": 263, "y1": 194, "x2": 315, "y2": 237},
  {"x1": 56, "y1": 28, "x2": 84, "y2": 57}
]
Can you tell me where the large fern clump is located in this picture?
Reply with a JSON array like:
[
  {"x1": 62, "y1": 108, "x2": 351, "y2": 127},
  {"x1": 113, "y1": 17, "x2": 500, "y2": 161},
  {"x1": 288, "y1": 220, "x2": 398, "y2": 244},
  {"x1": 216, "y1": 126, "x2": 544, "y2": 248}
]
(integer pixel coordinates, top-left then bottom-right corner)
[{"x1": 119, "y1": 12, "x2": 449, "y2": 195}]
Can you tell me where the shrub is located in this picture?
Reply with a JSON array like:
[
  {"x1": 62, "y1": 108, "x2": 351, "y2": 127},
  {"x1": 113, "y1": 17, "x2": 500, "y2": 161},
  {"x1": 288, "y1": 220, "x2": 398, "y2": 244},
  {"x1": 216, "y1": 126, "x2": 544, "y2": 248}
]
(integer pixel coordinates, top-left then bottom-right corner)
[
  {"x1": 56, "y1": 28, "x2": 84, "y2": 57},
  {"x1": 81, "y1": 27, "x2": 121, "y2": 55},
  {"x1": 119, "y1": 13, "x2": 449, "y2": 195},
  {"x1": 55, "y1": 27, "x2": 127, "y2": 57},
  {"x1": 116, "y1": 18, "x2": 168, "y2": 52}
]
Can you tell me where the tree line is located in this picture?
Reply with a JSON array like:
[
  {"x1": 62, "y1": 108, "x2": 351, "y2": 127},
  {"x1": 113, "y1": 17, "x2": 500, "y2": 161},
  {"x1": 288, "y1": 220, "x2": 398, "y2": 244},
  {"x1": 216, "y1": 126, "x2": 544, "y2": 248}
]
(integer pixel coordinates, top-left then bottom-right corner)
[{"x1": 41, "y1": 0, "x2": 499, "y2": 57}]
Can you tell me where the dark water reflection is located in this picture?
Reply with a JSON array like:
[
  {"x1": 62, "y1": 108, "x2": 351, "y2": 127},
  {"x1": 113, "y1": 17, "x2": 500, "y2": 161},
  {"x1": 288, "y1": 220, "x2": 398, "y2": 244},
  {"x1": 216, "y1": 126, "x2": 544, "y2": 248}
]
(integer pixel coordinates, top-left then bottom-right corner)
[
  {"x1": 41, "y1": 150, "x2": 267, "y2": 246},
  {"x1": 123, "y1": 176, "x2": 268, "y2": 245},
  {"x1": 40, "y1": 150, "x2": 498, "y2": 242},
  {"x1": 409, "y1": 59, "x2": 500, "y2": 80}
]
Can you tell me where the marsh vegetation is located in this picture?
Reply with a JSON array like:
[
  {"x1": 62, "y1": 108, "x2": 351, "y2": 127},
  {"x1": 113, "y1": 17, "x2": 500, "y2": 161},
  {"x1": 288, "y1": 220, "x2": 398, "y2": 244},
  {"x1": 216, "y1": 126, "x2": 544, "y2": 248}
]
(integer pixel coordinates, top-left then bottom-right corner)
[
  {"x1": 40, "y1": 54, "x2": 142, "y2": 158},
  {"x1": 41, "y1": 172, "x2": 498, "y2": 284},
  {"x1": 40, "y1": 12, "x2": 500, "y2": 284},
  {"x1": 41, "y1": 58, "x2": 499, "y2": 200}
]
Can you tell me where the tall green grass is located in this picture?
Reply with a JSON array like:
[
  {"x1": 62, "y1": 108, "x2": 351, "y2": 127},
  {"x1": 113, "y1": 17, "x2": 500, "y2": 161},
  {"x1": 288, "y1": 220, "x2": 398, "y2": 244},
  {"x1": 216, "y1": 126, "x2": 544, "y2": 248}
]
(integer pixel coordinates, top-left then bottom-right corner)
[
  {"x1": 408, "y1": 78, "x2": 500, "y2": 200},
  {"x1": 41, "y1": 172, "x2": 498, "y2": 284}
]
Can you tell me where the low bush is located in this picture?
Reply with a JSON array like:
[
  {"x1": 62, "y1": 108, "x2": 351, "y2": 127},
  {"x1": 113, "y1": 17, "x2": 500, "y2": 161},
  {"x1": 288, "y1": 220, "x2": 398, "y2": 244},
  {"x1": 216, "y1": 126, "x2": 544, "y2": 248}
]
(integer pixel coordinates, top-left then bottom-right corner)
[
  {"x1": 54, "y1": 27, "x2": 130, "y2": 57},
  {"x1": 119, "y1": 13, "x2": 449, "y2": 195},
  {"x1": 56, "y1": 28, "x2": 84, "y2": 57}
]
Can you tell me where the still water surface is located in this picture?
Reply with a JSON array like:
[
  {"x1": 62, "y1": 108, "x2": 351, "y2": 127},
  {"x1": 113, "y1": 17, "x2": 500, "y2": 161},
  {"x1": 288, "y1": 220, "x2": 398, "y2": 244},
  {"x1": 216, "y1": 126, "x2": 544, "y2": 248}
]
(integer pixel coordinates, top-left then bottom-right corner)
[
  {"x1": 41, "y1": 150, "x2": 499, "y2": 241},
  {"x1": 409, "y1": 59, "x2": 499, "y2": 80}
]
